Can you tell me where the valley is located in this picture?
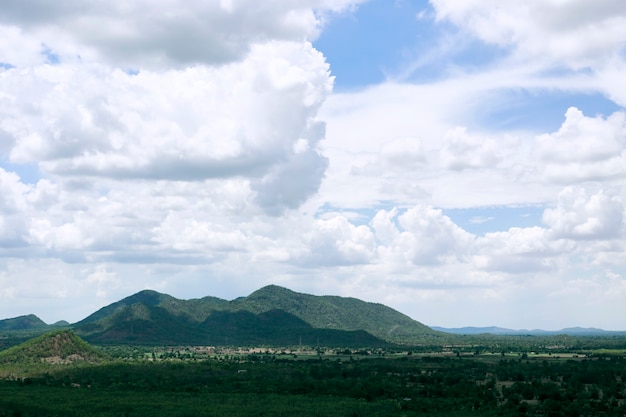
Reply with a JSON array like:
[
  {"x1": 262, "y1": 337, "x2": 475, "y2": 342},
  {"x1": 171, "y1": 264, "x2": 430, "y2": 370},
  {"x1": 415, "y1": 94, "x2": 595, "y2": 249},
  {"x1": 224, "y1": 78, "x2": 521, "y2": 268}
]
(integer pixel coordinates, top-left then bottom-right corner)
[
  {"x1": 1, "y1": 332, "x2": 626, "y2": 416},
  {"x1": 1, "y1": 286, "x2": 626, "y2": 416}
]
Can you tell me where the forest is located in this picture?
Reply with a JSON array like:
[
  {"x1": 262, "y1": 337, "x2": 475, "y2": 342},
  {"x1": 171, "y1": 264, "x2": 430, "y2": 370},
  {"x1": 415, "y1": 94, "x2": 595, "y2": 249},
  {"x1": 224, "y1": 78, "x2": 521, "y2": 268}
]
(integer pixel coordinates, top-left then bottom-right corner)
[{"x1": 2, "y1": 339, "x2": 626, "y2": 417}]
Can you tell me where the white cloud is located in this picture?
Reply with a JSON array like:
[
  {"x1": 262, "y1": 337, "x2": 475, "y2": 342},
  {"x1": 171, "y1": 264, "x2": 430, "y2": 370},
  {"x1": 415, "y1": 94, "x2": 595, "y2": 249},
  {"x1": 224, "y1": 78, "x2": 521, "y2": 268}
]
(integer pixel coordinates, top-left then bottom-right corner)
[
  {"x1": 535, "y1": 108, "x2": 626, "y2": 183},
  {"x1": 152, "y1": 212, "x2": 248, "y2": 253},
  {"x1": 473, "y1": 227, "x2": 566, "y2": 274},
  {"x1": 379, "y1": 137, "x2": 427, "y2": 170},
  {"x1": 321, "y1": 76, "x2": 625, "y2": 209},
  {"x1": 537, "y1": 107, "x2": 626, "y2": 163},
  {"x1": 252, "y1": 143, "x2": 328, "y2": 214},
  {"x1": 373, "y1": 205, "x2": 474, "y2": 266},
  {"x1": 1, "y1": 0, "x2": 626, "y2": 330},
  {"x1": 28, "y1": 218, "x2": 91, "y2": 251},
  {"x1": 440, "y1": 127, "x2": 503, "y2": 171},
  {"x1": 297, "y1": 215, "x2": 377, "y2": 266},
  {"x1": 85, "y1": 264, "x2": 121, "y2": 298},
  {"x1": 469, "y1": 216, "x2": 494, "y2": 225},
  {"x1": 1, "y1": 41, "x2": 332, "y2": 214},
  {"x1": 543, "y1": 186, "x2": 625, "y2": 240},
  {"x1": 596, "y1": 59, "x2": 626, "y2": 108},
  {"x1": 0, "y1": 169, "x2": 31, "y2": 248},
  {"x1": 430, "y1": 0, "x2": 626, "y2": 69},
  {"x1": 0, "y1": 0, "x2": 362, "y2": 218},
  {"x1": 0, "y1": 0, "x2": 364, "y2": 69}
]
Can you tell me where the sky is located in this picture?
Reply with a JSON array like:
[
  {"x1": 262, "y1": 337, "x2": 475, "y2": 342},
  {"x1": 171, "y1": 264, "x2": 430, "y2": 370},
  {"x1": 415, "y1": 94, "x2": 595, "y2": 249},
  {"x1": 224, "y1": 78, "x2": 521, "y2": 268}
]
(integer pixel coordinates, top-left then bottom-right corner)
[{"x1": 1, "y1": 0, "x2": 626, "y2": 331}]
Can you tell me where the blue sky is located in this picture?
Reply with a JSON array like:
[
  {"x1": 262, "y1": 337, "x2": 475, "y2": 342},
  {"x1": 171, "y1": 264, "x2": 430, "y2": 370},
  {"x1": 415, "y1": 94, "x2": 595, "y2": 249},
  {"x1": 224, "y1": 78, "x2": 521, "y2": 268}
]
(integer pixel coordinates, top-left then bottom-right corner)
[
  {"x1": 1, "y1": 0, "x2": 626, "y2": 331},
  {"x1": 315, "y1": 0, "x2": 435, "y2": 89},
  {"x1": 316, "y1": 0, "x2": 626, "y2": 236}
]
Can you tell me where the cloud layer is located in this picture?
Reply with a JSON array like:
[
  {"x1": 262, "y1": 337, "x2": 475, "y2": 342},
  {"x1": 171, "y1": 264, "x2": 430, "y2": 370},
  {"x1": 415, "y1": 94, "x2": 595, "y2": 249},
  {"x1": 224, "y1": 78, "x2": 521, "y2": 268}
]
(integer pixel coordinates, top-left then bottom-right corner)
[
  {"x1": 1, "y1": 0, "x2": 626, "y2": 330},
  {"x1": 0, "y1": 0, "x2": 362, "y2": 68}
]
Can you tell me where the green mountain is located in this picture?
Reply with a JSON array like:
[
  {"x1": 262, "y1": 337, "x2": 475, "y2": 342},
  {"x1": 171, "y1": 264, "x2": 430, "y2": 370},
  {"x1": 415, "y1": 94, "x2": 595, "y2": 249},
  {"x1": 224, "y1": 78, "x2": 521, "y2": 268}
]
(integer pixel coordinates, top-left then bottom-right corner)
[
  {"x1": 72, "y1": 285, "x2": 442, "y2": 346},
  {"x1": 198, "y1": 309, "x2": 385, "y2": 346},
  {"x1": 233, "y1": 285, "x2": 437, "y2": 344},
  {"x1": 0, "y1": 330, "x2": 108, "y2": 377},
  {"x1": 0, "y1": 314, "x2": 48, "y2": 331},
  {"x1": 75, "y1": 290, "x2": 229, "y2": 327}
]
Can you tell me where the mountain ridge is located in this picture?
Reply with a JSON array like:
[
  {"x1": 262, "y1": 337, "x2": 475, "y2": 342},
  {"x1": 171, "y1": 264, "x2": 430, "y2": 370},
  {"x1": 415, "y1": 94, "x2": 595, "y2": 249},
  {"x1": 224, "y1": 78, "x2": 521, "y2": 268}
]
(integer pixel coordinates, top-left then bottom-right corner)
[
  {"x1": 236, "y1": 285, "x2": 433, "y2": 342},
  {"x1": 70, "y1": 285, "x2": 440, "y2": 346},
  {"x1": 0, "y1": 314, "x2": 49, "y2": 331},
  {"x1": 432, "y1": 326, "x2": 626, "y2": 336},
  {"x1": 5, "y1": 285, "x2": 625, "y2": 346}
]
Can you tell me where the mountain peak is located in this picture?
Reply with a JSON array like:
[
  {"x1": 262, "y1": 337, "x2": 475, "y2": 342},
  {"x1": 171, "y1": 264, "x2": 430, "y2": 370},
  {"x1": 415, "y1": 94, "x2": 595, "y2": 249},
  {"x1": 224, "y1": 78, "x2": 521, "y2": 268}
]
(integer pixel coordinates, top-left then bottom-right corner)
[
  {"x1": 5, "y1": 285, "x2": 441, "y2": 346},
  {"x1": 123, "y1": 289, "x2": 171, "y2": 305},
  {"x1": 237, "y1": 285, "x2": 437, "y2": 343},
  {"x1": 0, "y1": 330, "x2": 108, "y2": 370},
  {"x1": 0, "y1": 314, "x2": 48, "y2": 331},
  {"x1": 74, "y1": 289, "x2": 175, "y2": 326},
  {"x1": 248, "y1": 285, "x2": 295, "y2": 298}
]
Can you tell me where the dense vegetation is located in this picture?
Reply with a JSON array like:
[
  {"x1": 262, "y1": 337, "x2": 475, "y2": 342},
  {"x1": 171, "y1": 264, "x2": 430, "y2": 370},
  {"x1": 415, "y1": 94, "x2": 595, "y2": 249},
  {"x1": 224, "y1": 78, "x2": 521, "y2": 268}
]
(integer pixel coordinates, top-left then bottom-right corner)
[
  {"x1": 0, "y1": 330, "x2": 109, "y2": 378},
  {"x1": 70, "y1": 285, "x2": 441, "y2": 346},
  {"x1": 2, "y1": 346, "x2": 626, "y2": 416},
  {"x1": 232, "y1": 285, "x2": 437, "y2": 343}
]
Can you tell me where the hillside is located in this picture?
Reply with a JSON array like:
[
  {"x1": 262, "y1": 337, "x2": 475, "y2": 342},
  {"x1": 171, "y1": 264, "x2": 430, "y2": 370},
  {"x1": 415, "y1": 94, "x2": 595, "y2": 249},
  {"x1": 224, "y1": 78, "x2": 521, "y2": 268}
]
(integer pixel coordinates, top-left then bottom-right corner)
[
  {"x1": 234, "y1": 285, "x2": 437, "y2": 344},
  {"x1": 71, "y1": 285, "x2": 442, "y2": 346},
  {"x1": 0, "y1": 314, "x2": 48, "y2": 331},
  {"x1": 0, "y1": 330, "x2": 109, "y2": 378}
]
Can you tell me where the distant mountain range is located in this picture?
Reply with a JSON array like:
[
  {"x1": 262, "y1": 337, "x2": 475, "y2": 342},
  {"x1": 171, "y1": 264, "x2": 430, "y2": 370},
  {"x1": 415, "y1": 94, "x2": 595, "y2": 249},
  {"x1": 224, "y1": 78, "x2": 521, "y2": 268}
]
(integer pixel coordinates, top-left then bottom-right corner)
[
  {"x1": 431, "y1": 326, "x2": 626, "y2": 336},
  {"x1": 0, "y1": 285, "x2": 443, "y2": 346},
  {"x1": 0, "y1": 314, "x2": 69, "y2": 331}
]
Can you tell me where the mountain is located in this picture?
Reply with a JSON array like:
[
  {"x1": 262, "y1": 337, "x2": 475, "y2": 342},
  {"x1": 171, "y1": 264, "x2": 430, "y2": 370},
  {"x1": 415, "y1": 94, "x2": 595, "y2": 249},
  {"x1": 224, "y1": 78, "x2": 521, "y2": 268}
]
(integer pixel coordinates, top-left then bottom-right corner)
[
  {"x1": 197, "y1": 309, "x2": 385, "y2": 346},
  {"x1": 71, "y1": 285, "x2": 442, "y2": 346},
  {"x1": 233, "y1": 285, "x2": 436, "y2": 344},
  {"x1": 0, "y1": 314, "x2": 48, "y2": 331},
  {"x1": 75, "y1": 289, "x2": 230, "y2": 326},
  {"x1": 432, "y1": 326, "x2": 626, "y2": 336},
  {"x1": 431, "y1": 326, "x2": 523, "y2": 335},
  {"x1": 0, "y1": 330, "x2": 108, "y2": 377}
]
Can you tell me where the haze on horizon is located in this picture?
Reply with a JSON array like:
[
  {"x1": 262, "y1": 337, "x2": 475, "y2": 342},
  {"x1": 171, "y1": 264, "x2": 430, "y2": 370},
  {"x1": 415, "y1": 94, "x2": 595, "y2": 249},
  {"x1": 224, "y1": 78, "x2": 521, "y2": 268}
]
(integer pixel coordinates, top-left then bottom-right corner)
[{"x1": 1, "y1": 0, "x2": 626, "y2": 331}]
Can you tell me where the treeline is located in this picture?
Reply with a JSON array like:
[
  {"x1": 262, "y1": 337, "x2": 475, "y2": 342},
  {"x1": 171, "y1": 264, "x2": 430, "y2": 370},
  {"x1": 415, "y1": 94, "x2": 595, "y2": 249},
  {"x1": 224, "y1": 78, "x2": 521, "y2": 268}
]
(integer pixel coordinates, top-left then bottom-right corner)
[{"x1": 2, "y1": 353, "x2": 626, "y2": 416}]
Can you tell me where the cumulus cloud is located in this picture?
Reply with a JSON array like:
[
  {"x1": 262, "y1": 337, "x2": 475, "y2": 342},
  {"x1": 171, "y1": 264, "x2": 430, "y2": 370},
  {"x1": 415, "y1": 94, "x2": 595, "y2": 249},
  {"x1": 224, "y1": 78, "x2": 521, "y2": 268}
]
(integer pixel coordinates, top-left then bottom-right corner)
[
  {"x1": 1, "y1": 42, "x2": 333, "y2": 215},
  {"x1": 2, "y1": 0, "x2": 626, "y2": 329},
  {"x1": 535, "y1": 107, "x2": 626, "y2": 183},
  {"x1": 0, "y1": 0, "x2": 359, "y2": 219},
  {"x1": 473, "y1": 227, "x2": 565, "y2": 274},
  {"x1": 5, "y1": 43, "x2": 329, "y2": 163},
  {"x1": 296, "y1": 215, "x2": 376, "y2": 267},
  {"x1": 152, "y1": 212, "x2": 248, "y2": 253},
  {"x1": 543, "y1": 186, "x2": 625, "y2": 240},
  {"x1": 372, "y1": 205, "x2": 474, "y2": 266},
  {"x1": 536, "y1": 107, "x2": 626, "y2": 163}
]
